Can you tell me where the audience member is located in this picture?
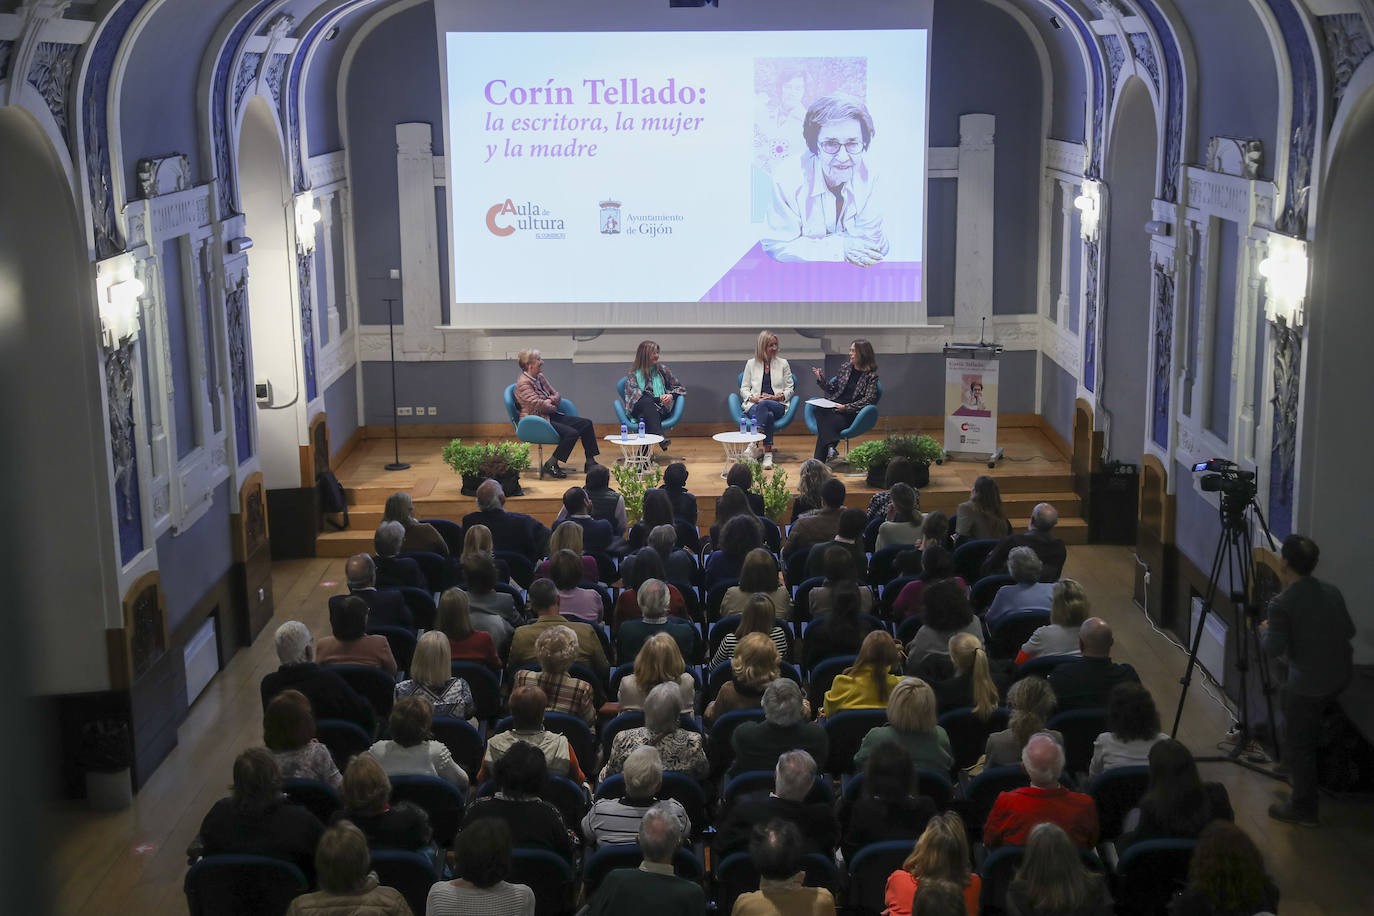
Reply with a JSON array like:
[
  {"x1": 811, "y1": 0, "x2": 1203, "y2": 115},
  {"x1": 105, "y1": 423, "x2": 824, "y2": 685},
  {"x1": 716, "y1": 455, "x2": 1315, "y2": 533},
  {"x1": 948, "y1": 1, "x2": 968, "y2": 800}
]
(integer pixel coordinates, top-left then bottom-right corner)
[
  {"x1": 535, "y1": 521, "x2": 599, "y2": 583},
  {"x1": 661, "y1": 461, "x2": 697, "y2": 526},
  {"x1": 904, "y1": 580, "x2": 984, "y2": 678},
  {"x1": 805, "y1": 507, "x2": 870, "y2": 580},
  {"x1": 707, "y1": 632, "x2": 780, "y2": 724},
  {"x1": 1088, "y1": 682, "x2": 1167, "y2": 778},
  {"x1": 553, "y1": 486, "x2": 615, "y2": 553},
  {"x1": 548, "y1": 548, "x2": 603, "y2": 625},
  {"x1": 981, "y1": 502, "x2": 1066, "y2": 580},
  {"x1": 584, "y1": 463, "x2": 628, "y2": 535},
  {"x1": 581, "y1": 746, "x2": 690, "y2": 847},
  {"x1": 384, "y1": 490, "x2": 449, "y2": 556},
  {"x1": 884, "y1": 812, "x2": 981, "y2": 916},
  {"x1": 1117, "y1": 739, "x2": 1232, "y2": 851},
  {"x1": 461, "y1": 555, "x2": 519, "y2": 655},
  {"x1": 984, "y1": 734, "x2": 1098, "y2": 848},
  {"x1": 342, "y1": 553, "x2": 411, "y2": 630},
  {"x1": 807, "y1": 546, "x2": 877, "y2": 618},
  {"x1": 458, "y1": 523, "x2": 501, "y2": 576},
  {"x1": 720, "y1": 462, "x2": 768, "y2": 518},
  {"x1": 720, "y1": 547, "x2": 793, "y2": 620},
  {"x1": 394, "y1": 631, "x2": 474, "y2": 719},
  {"x1": 284, "y1": 820, "x2": 410, "y2": 916},
  {"x1": 840, "y1": 741, "x2": 938, "y2": 859},
  {"x1": 264, "y1": 689, "x2": 341, "y2": 788},
  {"x1": 482, "y1": 685, "x2": 585, "y2": 782},
  {"x1": 197, "y1": 748, "x2": 324, "y2": 881},
  {"x1": 334, "y1": 754, "x2": 432, "y2": 852},
  {"x1": 1171, "y1": 821, "x2": 1278, "y2": 916},
  {"x1": 619, "y1": 633, "x2": 695, "y2": 713},
  {"x1": 508, "y1": 579, "x2": 610, "y2": 678},
  {"x1": 646, "y1": 522, "x2": 698, "y2": 588},
  {"x1": 985, "y1": 676, "x2": 1061, "y2": 768},
  {"x1": 1006, "y1": 821, "x2": 1113, "y2": 916},
  {"x1": 932, "y1": 632, "x2": 1005, "y2": 717},
  {"x1": 261, "y1": 621, "x2": 375, "y2": 734},
  {"x1": 601, "y1": 682, "x2": 708, "y2": 781},
  {"x1": 854, "y1": 677, "x2": 954, "y2": 773},
  {"x1": 917, "y1": 510, "x2": 955, "y2": 554},
  {"x1": 315, "y1": 595, "x2": 397, "y2": 676},
  {"x1": 732, "y1": 818, "x2": 838, "y2": 916},
  {"x1": 368, "y1": 697, "x2": 469, "y2": 793},
  {"x1": 434, "y1": 587, "x2": 500, "y2": 670},
  {"x1": 729, "y1": 678, "x2": 825, "y2": 777},
  {"x1": 955, "y1": 475, "x2": 1012, "y2": 542},
  {"x1": 717, "y1": 750, "x2": 839, "y2": 857},
  {"x1": 462, "y1": 742, "x2": 574, "y2": 861},
  {"x1": 712, "y1": 593, "x2": 791, "y2": 668},
  {"x1": 877, "y1": 481, "x2": 924, "y2": 551},
  {"x1": 512, "y1": 625, "x2": 598, "y2": 726},
  {"x1": 912, "y1": 880, "x2": 971, "y2": 916},
  {"x1": 789, "y1": 458, "x2": 833, "y2": 525},
  {"x1": 891, "y1": 545, "x2": 966, "y2": 621},
  {"x1": 626, "y1": 488, "x2": 677, "y2": 552},
  {"x1": 705, "y1": 506, "x2": 765, "y2": 589},
  {"x1": 1016, "y1": 580, "x2": 1090, "y2": 665},
  {"x1": 803, "y1": 579, "x2": 878, "y2": 666},
  {"x1": 611, "y1": 547, "x2": 689, "y2": 632},
  {"x1": 984, "y1": 547, "x2": 1056, "y2": 633},
  {"x1": 617, "y1": 579, "x2": 698, "y2": 662},
  {"x1": 373, "y1": 520, "x2": 426, "y2": 589},
  {"x1": 462, "y1": 479, "x2": 550, "y2": 562},
  {"x1": 1044, "y1": 617, "x2": 1139, "y2": 708},
  {"x1": 867, "y1": 457, "x2": 922, "y2": 523},
  {"x1": 585, "y1": 803, "x2": 704, "y2": 916},
  {"x1": 425, "y1": 817, "x2": 535, "y2": 916},
  {"x1": 785, "y1": 477, "x2": 847, "y2": 560},
  {"x1": 822, "y1": 630, "x2": 902, "y2": 714}
]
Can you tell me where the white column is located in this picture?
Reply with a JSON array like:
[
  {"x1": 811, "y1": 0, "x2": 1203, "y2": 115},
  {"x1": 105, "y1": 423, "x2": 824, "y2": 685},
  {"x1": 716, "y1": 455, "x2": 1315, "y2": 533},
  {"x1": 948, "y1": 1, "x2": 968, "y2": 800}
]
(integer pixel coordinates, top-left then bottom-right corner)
[
  {"x1": 319, "y1": 191, "x2": 341, "y2": 343},
  {"x1": 1057, "y1": 179, "x2": 1075, "y2": 328},
  {"x1": 395, "y1": 122, "x2": 443, "y2": 353},
  {"x1": 954, "y1": 113, "x2": 995, "y2": 335}
]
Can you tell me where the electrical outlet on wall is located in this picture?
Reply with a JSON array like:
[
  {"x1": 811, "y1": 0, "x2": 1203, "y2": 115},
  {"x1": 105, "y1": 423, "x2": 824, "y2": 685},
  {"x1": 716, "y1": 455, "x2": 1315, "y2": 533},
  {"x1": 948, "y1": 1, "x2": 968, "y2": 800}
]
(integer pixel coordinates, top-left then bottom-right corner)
[
  {"x1": 427, "y1": 407, "x2": 437, "y2": 415},
  {"x1": 396, "y1": 407, "x2": 413, "y2": 416},
  {"x1": 414, "y1": 405, "x2": 424, "y2": 415}
]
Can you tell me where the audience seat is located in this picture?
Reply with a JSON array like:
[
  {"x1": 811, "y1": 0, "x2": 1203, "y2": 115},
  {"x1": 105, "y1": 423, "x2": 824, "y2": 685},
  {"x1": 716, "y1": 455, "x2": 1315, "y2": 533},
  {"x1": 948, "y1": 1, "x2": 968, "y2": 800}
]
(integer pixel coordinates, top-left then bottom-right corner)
[
  {"x1": 600, "y1": 710, "x2": 702, "y2": 762},
  {"x1": 806, "y1": 655, "x2": 857, "y2": 709},
  {"x1": 713, "y1": 850, "x2": 839, "y2": 915},
  {"x1": 184, "y1": 854, "x2": 307, "y2": 916},
  {"x1": 495, "y1": 550, "x2": 536, "y2": 589},
  {"x1": 510, "y1": 846, "x2": 578, "y2": 916},
  {"x1": 1046, "y1": 708, "x2": 1108, "y2": 778},
  {"x1": 1086, "y1": 765, "x2": 1151, "y2": 843},
  {"x1": 840, "y1": 769, "x2": 952, "y2": 812},
  {"x1": 369, "y1": 849, "x2": 438, "y2": 916},
  {"x1": 493, "y1": 711, "x2": 597, "y2": 780},
  {"x1": 706, "y1": 707, "x2": 766, "y2": 778},
  {"x1": 705, "y1": 579, "x2": 739, "y2": 622},
  {"x1": 389, "y1": 774, "x2": 465, "y2": 847},
  {"x1": 386, "y1": 586, "x2": 437, "y2": 631},
  {"x1": 419, "y1": 517, "x2": 464, "y2": 556},
  {"x1": 986, "y1": 609, "x2": 1052, "y2": 659},
  {"x1": 281, "y1": 777, "x2": 342, "y2": 826},
  {"x1": 845, "y1": 838, "x2": 911, "y2": 916},
  {"x1": 583, "y1": 844, "x2": 704, "y2": 898},
  {"x1": 366, "y1": 624, "x2": 416, "y2": 676},
  {"x1": 430, "y1": 716, "x2": 485, "y2": 782},
  {"x1": 396, "y1": 549, "x2": 452, "y2": 592},
  {"x1": 1010, "y1": 653, "x2": 1079, "y2": 683},
  {"x1": 323, "y1": 664, "x2": 397, "y2": 723},
  {"x1": 475, "y1": 774, "x2": 590, "y2": 830},
  {"x1": 952, "y1": 538, "x2": 1001, "y2": 583},
  {"x1": 451, "y1": 661, "x2": 502, "y2": 724},
  {"x1": 1111, "y1": 839, "x2": 1197, "y2": 916},
  {"x1": 867, "y1": 544, "x2": 908, "y2": 589},
  {"x1": 720, "y1": 769, "x2": 833, "y2": 809},
  {"x1": 823, "y1": 708, "x2": 888, "y2": 775},
  {"x1": 959, "y1": 765, "x2": 1030, "y2": 844},
  {"x1": 316, "y1": 718, "x2": 373, "y2": 771},
  {"x1": 879, "y1": 574, "x2": 920, "y2": 621},
  {"x1": 792, "y1": 576, "x2": 826, "y2": 622},
  {"x1": 938, "y1": 706, "x2": 1011, "y2": 770},
  {"x1": 594, "y1": 772, "x2": 710, "y2": 839},
  {"x1": 970, "y1": 573, "x2": 1016, "y2": 614}
]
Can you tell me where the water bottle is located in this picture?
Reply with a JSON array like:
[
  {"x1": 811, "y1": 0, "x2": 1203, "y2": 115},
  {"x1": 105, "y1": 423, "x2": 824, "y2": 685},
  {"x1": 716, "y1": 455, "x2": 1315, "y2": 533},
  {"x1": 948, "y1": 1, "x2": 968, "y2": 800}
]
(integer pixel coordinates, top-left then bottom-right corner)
[
  {"x1": 739, "y1": 415, "x2": 748, "y2": 435},
  {"x1": 620, "y1": 422, "x2": 627, "y2": 442},
  {"x1": 749, "y1": 415, "x2": 758, "y2": 436},
  {"x1": 637, "y1": 418, "x2": 645, "y2": 439}
]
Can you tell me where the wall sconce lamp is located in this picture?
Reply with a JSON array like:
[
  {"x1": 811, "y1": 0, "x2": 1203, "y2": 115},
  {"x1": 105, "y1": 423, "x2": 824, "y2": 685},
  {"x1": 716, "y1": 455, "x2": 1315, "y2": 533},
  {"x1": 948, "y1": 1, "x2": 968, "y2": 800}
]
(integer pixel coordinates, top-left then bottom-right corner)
[
  {"x1": 1259, "y1": 236, "x2": 1308, "y2": 326},
  {"x1": 101, "y1": 275, "x2": 145, "y2": 349},
  {"x1": 1074, "y1": 180, "x2": 1101, "y2": 240},
  {"x1": 295, "y1": 195, "x2": 321, "y2": 252}
]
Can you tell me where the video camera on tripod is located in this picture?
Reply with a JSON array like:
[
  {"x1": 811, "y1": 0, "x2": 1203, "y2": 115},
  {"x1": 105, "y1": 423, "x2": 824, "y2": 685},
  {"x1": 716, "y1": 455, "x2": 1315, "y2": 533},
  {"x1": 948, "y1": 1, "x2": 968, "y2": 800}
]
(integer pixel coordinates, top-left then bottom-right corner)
[{"x1": 1192, "y1": 458, "x2": 1257, "y2": 499}]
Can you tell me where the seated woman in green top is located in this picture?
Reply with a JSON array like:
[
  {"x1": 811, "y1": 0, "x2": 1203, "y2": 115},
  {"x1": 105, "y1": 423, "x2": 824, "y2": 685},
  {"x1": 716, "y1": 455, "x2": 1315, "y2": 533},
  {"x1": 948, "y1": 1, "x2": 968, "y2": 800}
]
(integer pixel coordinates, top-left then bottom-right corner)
[
  {"x1": 853, "y1": 676, "x2": 954, "y2": 775},
  {"x1": 622, "y1": 340, "x2": 686, "y2": 450}
]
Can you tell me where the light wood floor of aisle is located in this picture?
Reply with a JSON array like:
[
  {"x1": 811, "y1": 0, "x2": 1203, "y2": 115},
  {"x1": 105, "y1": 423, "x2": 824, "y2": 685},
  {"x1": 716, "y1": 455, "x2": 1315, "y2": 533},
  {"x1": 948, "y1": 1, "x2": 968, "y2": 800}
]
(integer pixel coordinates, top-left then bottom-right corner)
[{"x1": 46, "y1": 547, "x2": 1374, "y2": 915}]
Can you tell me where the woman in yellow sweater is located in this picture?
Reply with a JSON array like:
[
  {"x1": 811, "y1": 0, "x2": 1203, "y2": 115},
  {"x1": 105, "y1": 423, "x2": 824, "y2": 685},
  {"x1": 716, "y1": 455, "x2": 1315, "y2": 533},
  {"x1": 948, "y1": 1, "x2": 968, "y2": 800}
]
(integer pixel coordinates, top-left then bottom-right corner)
[{"x1": 822, "y1": 630, "x2": 903, "y2": 715}]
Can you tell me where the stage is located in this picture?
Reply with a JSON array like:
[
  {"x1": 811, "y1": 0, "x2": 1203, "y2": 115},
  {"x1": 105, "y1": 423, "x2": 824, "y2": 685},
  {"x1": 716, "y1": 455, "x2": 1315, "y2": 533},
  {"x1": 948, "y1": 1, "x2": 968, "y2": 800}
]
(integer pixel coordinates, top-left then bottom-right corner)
[{"x1": 318, "y1": 422, "x2": 1083, "y2": 557}]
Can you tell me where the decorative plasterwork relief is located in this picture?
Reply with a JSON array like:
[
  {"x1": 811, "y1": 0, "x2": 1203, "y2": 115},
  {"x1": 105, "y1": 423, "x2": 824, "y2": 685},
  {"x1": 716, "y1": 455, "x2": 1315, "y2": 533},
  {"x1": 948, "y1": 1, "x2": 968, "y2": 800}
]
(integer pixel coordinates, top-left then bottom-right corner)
[
  {"x1": 1181, "y1": 166, "x2": 1277, "y2": 230},
  {"x1": 1044, "y1": 139, "x2": 1086, "y2": 177},
  {"x1": 136, "y1": 154, "x2": 191, "y2": 199},
  {"x1": 1320, "y1": 13, "x2": 1374, "y2": 121},
  {"x1": 1151, "y1": 261, "x2": 1174, "y2": 448},
  {"x1": 26, "y1": 40, "x2": 77, "y2": 141},
  {"x1": 307, "y1": 151, "x2": 347, "y2": 189}
]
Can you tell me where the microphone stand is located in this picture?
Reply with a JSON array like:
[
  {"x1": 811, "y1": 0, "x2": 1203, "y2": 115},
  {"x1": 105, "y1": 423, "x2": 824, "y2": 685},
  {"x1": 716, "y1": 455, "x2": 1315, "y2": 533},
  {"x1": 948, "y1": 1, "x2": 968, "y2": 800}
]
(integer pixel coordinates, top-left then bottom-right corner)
[{"x1": 382, "y1": 296, "x2": 409, "y2": 471}]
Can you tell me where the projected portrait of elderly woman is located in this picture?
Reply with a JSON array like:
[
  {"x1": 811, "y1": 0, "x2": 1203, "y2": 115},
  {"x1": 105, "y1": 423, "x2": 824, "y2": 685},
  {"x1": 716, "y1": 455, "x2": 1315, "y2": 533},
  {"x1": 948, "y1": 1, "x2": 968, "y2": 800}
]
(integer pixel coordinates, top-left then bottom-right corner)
[{"x1": 761, "y1": 94, "x2": 889, "y2": 266}]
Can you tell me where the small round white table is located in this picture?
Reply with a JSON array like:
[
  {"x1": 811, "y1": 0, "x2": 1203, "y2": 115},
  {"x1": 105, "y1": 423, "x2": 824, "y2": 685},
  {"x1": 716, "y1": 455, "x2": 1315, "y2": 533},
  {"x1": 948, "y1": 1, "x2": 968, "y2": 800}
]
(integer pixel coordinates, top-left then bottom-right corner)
[
  {"x1": 712, "y1": 430, "x2": 767, "y2": 477},
  {"x1": 603, "y1": 433, "x2": 665, "y2": 476}
]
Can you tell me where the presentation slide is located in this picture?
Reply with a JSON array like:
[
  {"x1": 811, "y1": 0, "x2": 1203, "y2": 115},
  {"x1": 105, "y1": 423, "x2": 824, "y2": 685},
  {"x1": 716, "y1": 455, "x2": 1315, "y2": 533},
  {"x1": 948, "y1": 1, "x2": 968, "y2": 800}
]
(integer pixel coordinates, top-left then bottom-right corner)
[{"x1": 443, "y1": 28, "x2": 928, "y2": 318}]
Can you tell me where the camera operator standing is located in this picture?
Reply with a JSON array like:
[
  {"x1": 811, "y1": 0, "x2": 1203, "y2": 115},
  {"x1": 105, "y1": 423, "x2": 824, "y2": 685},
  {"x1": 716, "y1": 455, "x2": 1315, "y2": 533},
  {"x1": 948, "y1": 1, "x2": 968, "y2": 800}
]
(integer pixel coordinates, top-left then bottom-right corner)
[{"x1": 1261, "y1": 534, "x2": 1355, "y2": 827}]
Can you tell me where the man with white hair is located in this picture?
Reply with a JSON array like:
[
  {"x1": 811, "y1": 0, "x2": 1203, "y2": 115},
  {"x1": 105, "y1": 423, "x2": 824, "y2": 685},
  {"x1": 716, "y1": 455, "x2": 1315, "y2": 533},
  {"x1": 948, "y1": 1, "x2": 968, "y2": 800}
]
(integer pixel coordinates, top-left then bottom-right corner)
[
  {"x1": 984, "y1": 732, "x2": 1098, "y2": 848},
  {"x1": 984, "y1": 546, "x2": 1056, "y2": 632},
  {"x1": 729, "y1": 678, "x2": 827, "y2": 777},
  {"x1": 586, "y1": 802, "x2": 705, "y2": 915},
  {"x1": 616, "y1": 578, "x2": 699, "y2": 662},
  {"x1": 581, "y1": 745, "x2": 690, "y2": 847},
  {"x1": 981, "y1": 501, "x2": 1066, "y2": 580},
  {"x1": 259, "y1": 621, "x2": 375, "y2": 733},
  {"x1": 716, "y1": 749, "x2": 839, "y2": 857},
  {"x1": 461, "y1": 478, "x2": 550, "y2": 562},
  {"x1": 371, "y1": 520, "x2": 425, "y2": 590}
]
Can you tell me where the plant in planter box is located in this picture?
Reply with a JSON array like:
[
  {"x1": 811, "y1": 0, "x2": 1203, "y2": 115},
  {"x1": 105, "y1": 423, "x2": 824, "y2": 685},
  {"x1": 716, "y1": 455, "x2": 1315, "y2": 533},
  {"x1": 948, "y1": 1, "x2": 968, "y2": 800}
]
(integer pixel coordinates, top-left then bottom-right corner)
[
  {"x1": 846, "y1": 440, "x2": 892, "y2": 474},
  {"x1": 442, "y1": 439, "x2": 531, "y2": 496},
  {"x1": 739, "y1": 458, "x2": 791, "y2": 522},
  {"x1": 610, "y1": 462, "x2": 662, "y2": 524}
]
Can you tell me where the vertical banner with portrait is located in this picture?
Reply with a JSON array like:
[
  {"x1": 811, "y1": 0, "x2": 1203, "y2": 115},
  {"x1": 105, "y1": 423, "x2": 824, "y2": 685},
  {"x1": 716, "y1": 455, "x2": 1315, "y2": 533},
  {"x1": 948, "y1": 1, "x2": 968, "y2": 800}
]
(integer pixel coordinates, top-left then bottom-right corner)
[{"x1": 944, "y1": 355, "x2": 999, "y2": 457}]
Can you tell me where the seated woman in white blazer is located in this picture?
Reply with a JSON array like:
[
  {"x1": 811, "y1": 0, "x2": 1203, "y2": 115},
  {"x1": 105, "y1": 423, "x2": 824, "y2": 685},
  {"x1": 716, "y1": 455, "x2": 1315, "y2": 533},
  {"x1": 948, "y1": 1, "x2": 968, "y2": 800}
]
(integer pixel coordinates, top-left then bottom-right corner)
[{"x1": 739, "y1": 330, "x2": 795, "y2": 468}]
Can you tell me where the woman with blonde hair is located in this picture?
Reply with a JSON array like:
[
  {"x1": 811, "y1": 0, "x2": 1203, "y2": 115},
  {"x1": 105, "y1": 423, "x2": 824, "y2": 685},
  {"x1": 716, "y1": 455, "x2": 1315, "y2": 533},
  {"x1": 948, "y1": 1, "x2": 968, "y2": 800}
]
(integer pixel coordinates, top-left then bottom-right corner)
[
  {"x1": 618, "y1": 632, "x2": 695, "y2": 713},
  {"x1": 853, "y1": 676, "x2": 954, "y2": 773},
  {"x1": 535, "y1": 520, "x2": 598, "y2": 582},
  {"x1": 394, "y1": 631, "x2": 474, "y2": 719},
  {"x1": 822, "y1": 629, "x2": 903, "y2": 715},
  {"x1": 932, "y1": 632, "x2": 1004, "y2": 718},
  {"x1": 984, "y1": 676, "x2": 1061, "y2": 767},
  {"x1": 622, "y1": 339, "x2": 686, "y2": 450},
  {"x1": 460, "y1": 523, "x2": 510, "y2": 584},
  {"x1": 884, "y1": 811, "x2": 982, "y2": 916},
  {"x1": 720, "y1": 547, "x2": 792, "y2": 620},
  {"x1": 335, "y1": 753, "x2": 432, "y2": 853},
  {"x1": 284, "y1": 821, "x2": 410, "y2": 916},
  {"x1": 512, "y1": 625, "x2": 597, "y2": 726},
  {"x1": 1016, "y1": 579, "x2": 1089, "y2": 664},
  {"x1": 705, "y1": 631, "x2": 780, "y2": 724},
  {"x1": 263, "y1": 689, "x2": 342, "y2": 787},
  {"x1": 383, "y1": 491, "x2": 449, "y2": 555},
  {"x1": 790, "y1": 457, "x2": 833, "y2": 524},
  {"x1": 738, "y1": 329, "x2": 795, "y2": 468},
  {"x1": 435, "y1": 587, "x2": 500, "y2": 670},
  {"x1": 711, "y1": 592, "x2": 791, "y2": 666}
]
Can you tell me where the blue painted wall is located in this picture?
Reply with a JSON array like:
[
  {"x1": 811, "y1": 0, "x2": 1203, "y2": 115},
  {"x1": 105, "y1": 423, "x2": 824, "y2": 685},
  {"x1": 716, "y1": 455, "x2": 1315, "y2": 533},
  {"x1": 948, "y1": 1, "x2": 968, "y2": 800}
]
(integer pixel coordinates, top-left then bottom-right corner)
[
  {"x1": 1207, "y1": 220, "x2": 1238, "y2": 441},
  {"x1": 1040, "y1": 353, "x2": 1075, "y2": 445},
  {"x1": 161, "y1": 238, "x2": 197, "y2": 459},
  {"x1": 157, "y1": 481, "x2": 233, "y2": 634},
  {"x1": 324, "y1": 365, "x2": 359, "y2": 458},
  {"x1": 926, "y1": 178, "x2": 957, "y2": 316}
]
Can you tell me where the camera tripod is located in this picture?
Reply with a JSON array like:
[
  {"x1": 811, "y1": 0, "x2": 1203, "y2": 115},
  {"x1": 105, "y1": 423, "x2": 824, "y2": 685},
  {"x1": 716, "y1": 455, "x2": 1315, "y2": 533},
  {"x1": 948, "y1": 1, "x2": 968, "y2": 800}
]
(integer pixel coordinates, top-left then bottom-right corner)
[{"x1": 1169, "y1": 481, "x2": 1284, "y2": 779}]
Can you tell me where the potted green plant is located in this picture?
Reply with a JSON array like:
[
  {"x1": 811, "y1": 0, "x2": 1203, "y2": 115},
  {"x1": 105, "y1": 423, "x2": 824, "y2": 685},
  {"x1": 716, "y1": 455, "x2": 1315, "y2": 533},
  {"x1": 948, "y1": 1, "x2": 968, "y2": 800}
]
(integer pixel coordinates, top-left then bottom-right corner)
[
  {"x1": 846, "y1": 440, "x2": 892, "y2": 485},
  {"x1": 849, "y1": 434, "x2": 943, "y2": 488},
  {"x1": 739, "y1": 458, "x2": 791, "y2": 522},
  {"x1": 441, "y1": 439, "x2": 531, "y2": 496},
  {"x1": 610, "y1": 462, "x2": 662, "y2": 524}
]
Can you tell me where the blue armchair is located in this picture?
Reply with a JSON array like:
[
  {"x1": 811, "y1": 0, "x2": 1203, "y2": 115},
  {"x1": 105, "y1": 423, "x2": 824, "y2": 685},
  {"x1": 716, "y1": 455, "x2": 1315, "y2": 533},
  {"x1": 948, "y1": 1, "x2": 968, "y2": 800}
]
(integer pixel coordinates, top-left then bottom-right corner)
[
  {"x1": 503, "y1": 383, "x2": 579, "y2": 479},
  {"x1": 803, "y1": 380, "x2": 883, "y2": 455},
  {"x1": 727, "y1": 372, "x2": 801, "y2": 430},
  {"x1": 612, "y1": 377, "x2": 686, "y2": 431}
]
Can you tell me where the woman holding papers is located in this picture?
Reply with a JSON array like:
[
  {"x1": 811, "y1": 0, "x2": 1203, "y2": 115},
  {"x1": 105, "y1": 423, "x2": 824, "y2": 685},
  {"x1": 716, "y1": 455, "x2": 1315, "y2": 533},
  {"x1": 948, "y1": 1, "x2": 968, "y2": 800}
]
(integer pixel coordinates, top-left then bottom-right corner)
[
  {"x1": 739, "y1": 330, "x2": 795, "y2": 469},
  {"x1": 810, "y1": 338, "x2": 880, "y2": 462}
]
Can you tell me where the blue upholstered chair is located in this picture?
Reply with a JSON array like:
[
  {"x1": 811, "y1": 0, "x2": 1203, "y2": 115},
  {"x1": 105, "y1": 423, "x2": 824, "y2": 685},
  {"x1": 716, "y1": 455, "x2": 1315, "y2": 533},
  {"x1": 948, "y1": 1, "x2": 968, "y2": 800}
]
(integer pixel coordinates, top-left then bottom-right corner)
[
  {"x1": 612, "y1": 377, "x2": 686, "y2": 431},
  {"x1": 727, "y1": 372, "x2": 801, "y2": 430},
  {"x1": 803, "y1": 380, "x2": 883, "y2": 455},
  {"x1": 503, "y1": 383, "x2": 580, "y2": 479}
]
